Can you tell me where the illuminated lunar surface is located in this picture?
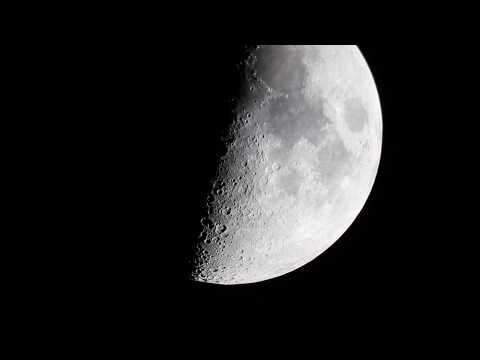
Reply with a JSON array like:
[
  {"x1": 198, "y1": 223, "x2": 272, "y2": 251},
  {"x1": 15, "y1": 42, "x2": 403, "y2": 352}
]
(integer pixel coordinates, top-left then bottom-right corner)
[{"x1": 189, "y1": 45, "x2": 382, "y2": 285}]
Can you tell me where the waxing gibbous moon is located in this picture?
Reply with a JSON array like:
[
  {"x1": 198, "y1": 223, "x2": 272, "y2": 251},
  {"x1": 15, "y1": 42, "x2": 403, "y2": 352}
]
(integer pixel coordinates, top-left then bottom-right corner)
[{"x1": 189, "y1": 45, "x2": 382, "y2": 285}]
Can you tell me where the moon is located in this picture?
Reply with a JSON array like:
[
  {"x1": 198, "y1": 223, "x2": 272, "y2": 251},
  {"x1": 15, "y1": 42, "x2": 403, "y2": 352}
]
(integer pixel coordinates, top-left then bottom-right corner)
[{"x1": 188, "y1": 45, "x2": 382, "y2": 285}]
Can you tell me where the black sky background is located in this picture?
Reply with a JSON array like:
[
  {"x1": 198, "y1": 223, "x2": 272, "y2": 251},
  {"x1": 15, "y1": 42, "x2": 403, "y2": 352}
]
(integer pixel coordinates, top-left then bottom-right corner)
[
  {"x1": 22, "y1": 31, "x2": 467, "y2": 347},
  {"x1": 171, "y1": 45, "x2": 421, "y2": 301},
  {"x1": 6, "y1": 5, "x2": 477, "y2": 353},
  {"x1": 161, "y1": 43, "x2": 461, "y2": 335},
  {"x1": 90, "y1": 45, "x2": 439, "y2": 310},
  {"x1": 84, "y1": 43, "x2": 448, "y2": 331}
]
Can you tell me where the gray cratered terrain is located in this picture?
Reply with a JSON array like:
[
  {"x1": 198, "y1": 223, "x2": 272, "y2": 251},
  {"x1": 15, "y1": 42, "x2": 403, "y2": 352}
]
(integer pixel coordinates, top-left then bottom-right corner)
[{"x1": 189, "y1": 45, "x2": 382, "y2": 285}]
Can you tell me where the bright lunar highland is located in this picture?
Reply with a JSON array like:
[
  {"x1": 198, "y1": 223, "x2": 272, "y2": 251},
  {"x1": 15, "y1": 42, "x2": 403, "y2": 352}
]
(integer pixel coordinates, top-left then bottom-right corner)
[{"x1": 189, "y1": 45, "x2": 382, "y2": 285}]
